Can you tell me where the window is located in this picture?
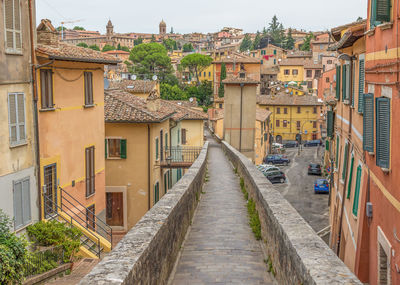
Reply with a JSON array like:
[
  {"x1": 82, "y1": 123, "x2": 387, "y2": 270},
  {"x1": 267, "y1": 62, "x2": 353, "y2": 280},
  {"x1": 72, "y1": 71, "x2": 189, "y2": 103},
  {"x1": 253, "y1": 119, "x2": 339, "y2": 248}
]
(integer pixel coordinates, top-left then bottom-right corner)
[
  {"x1": 85, "y1": 146, "x2": 95, "y2": 197},
  {"x1": 284, "y1": 69, "x2": 290, "y2": 75},
  {"x1": 261, "y1": 60, "x2": 263, "y2": 64},
  {"x1": 347, "y1": 154, "x2": 355, "y2": 199},
  {"x1": 86, "y1": 204, "x2": 95, "y2": 231},
  {"x1": 358, "y1": 57, "x2": 365, "y2": 113},
  {"x1": 313, "y1": 106, "x2": 317, "y2": 114},
  {"x1": 352, "y1": 165, "x2": 362, "y2": 216},
  {"x1": 327, "y1": 60, "x2": 333, "y2": 64},
  {"x1": 13, "y1": 177, "x2": 31, "y2": 230},
  {"x1": 164, "y1": 172, "x2": 168, "y2": 194},
  {"x1": 342, "y1": 64, "x2": 350, "y2": 101},
  {"x1": 154, "y1": 182, "x2": 159, "y2": 204},
  {"x1": 8, "y1": 93, "x2": 26, "y2": 146},
  {"x1": 315, "y1": 70, "x2": 321, "y2": 78},
  {"x1": 307, "y1": 81, "x2": 313, "y2": 89},
  {"x1": 274, "y1": 59, "x2": 276, "y2": 65},
  {"x1": 4, "y1": 0, "x2": 22, "y2": 54},
  {"x1": 342, "y1": 142, "x2": 349, "y2": 181},
  {"x1": 292, "y1": 69, "x2": 298, "y2": 75},
  {"x1": 363, "y1": 93, "x2": 374, "y2": 152},
  {"x1": 313, "y1": 121, "x2": 317, "y2": 128},
  {"x1": 177, "y1": 130, "x2": 180, "y2": 144},
  {"x1": 306, "y1": 70, "x2": 313, "y2": 78},
  {"x1": 296, "y1": 121, "x2": 300, "y2": 129},
  {"x1": 84, "y1": 72, "x2": 94, "y2": 106},
  {"x1": 106, "y1": 138, "x2": 126, "y2": 159},
  {"x1": 335, "y1": 135, "x2": 340, "y2": 169},
  {"x1": 376, "y1": 97, "x2": 390, "y2": 169},
  {"x1": 276, "y1": 120, "x2": 280, "y2": 127},
  {"x1": 327, "y1": 111, "x2": 334, "y2": 138},
  {"x1": 336, "y1": 66, "x2": 341, "y2": 100},
  {"x1": 284, "y1": 108, "x2": 287, "y2": 114},
  {"x1": 40, "y1": 69, "x2": 54, "y2": 109},
  {"x1": 320, "y1": 44, "x2": 324, "y2": 50},
  {"x1": 155, "y1": 138, "x2": 159, "y2": 160},
  {"x1": 283, "y1": 120, "x2": 287, "y2": 127},
  {"x1": 326, "y1": 77, "x2": 330, "y2": 83},
  {"x1": 370, "y1": 0, "x2": 391, "y2": 27},
  {"x1": 273, "y1": 50, "x2": 276, "y2": 55},
  {"x1": 277, "y1": 107, "x2": 281, "y2": 114},
  {"x1": 181, "y1": 129, "x2": 187, "y2": 144},
  {"x1": 297, "y1": 107, "x2": 301, "y2": 114},
  {"x1": 209, "y1": 72, "x2": 211, "y2": 77},
  {"x1": 160, "y1": 130, "x2": 164, "y2": 161},
  {"x1": 165, "y1": 133, "x2": 168, "y2": 150},
  {"x1": 219, "y1": 103, "x2": 222, "y2": 108}
]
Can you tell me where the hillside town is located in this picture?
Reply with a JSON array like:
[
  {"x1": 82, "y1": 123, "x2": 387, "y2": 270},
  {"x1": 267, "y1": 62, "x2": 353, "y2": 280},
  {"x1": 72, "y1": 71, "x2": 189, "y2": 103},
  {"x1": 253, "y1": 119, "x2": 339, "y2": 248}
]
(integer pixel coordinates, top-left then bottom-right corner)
[{"x1": 0, "y1": 0, "x2": 398, "y2": 284}]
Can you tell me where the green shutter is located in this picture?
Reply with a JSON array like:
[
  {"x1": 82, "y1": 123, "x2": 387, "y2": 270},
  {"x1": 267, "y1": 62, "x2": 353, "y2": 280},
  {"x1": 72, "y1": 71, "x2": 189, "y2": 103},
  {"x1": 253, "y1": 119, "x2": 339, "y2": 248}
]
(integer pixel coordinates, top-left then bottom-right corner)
[
  {"x1": 358, "y1": 59, "x2": 365, "y2": 113},
  {"x1": 164, "y1": 173, "x2": 167, "y2": 194},
  {"x1": 352, "y1": 63, "x2": 356, "y2": 107},
  {"x1": 376, "y1": 0, "x2": 391, "y2": 22},
  {"x1": 347, "y1": 155, "x2": 355, "y2": 199},
  {"x1": 154, "y1": 183, "x2": 159, "y2": 204},
  {"x1": 363, "y1": 93, "x2": 374, "y2": 152},
  {"x1": 156, "y1": 138, "x2": 159, "y2": 160},
  {"x1": 352, "y1": 166, "x2": 362, "y2": 216},
  {"x1": 371, "y1": 0, "x2": 378, "y2": 27},
  {"x1": 327, "y1": 111, "x2": 334, "y2": 138},
  {"x1": 105, "y1": 139, "x2": 107, "y2": 158},
  {"x1": 376, "y1": 97, "x2": 390, "y2": 168},
  {"x1": 336, "y1": 66, "x2": 341, "y2": 100},
  {"x1": 325, "y1": 140, "x2": 330, "y2": 151},
  {"x1": 342, "y1": 143, "x2": 349, "y2": 181},
  {"x1": 120, "y1": 139, "x2": 127, "y2": 159},
  {"x1": 342, "y1": 65, "x2": 349, "y2": 101},
  {"x1": 335, "y1": 135, "x2": 340, "y2": 168}
]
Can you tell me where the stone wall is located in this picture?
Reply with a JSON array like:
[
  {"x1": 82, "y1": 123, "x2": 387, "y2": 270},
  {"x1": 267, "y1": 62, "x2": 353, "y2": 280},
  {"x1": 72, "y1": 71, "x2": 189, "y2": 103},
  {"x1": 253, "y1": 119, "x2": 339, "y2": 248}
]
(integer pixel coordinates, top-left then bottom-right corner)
[
  {"x1": 79, "y1": 142, "x2": 209, "y2": 285},
  {"x1": 221, "y1": 141, "x2": 362, "y2": 285}
]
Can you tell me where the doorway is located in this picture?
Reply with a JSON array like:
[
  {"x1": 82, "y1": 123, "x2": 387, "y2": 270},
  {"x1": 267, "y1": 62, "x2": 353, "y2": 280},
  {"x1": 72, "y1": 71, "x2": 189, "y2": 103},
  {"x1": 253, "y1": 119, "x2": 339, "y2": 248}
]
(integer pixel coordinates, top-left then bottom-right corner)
[
  {"x1": 106, "y1": 192, "x2": 123, "y2": 227},
  {"x1": 43, "y1": 164, "x2": 57, "y2": 218}
]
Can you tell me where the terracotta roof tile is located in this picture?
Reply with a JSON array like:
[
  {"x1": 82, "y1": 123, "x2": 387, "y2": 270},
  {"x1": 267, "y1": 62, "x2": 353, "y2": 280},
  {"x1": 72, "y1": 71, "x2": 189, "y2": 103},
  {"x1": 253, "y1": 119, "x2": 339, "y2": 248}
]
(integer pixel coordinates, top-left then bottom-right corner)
[
  {"x1": 222, "y1": 74, "x2": 260, "y2": 84},
  {"x1": 163, "y1": 101, "x2": 208, "y2": 121},
  {"x1": 257, "y1": 93, "x2": 323, "y2": 106},
  {"x1": 108, "y1": 80, "x2": 157, "y2": 93},
  {"x1": 256, "y1": 109, "x2": 271, "y2": 122}
]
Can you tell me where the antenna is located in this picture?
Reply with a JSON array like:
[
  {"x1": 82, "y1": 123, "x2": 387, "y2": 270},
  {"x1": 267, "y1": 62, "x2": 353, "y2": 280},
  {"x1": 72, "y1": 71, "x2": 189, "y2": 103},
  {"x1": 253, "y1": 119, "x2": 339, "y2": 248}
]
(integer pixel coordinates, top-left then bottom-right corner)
[{"x1": 60, "y1": 19, "x2": 84, "y2": 40}]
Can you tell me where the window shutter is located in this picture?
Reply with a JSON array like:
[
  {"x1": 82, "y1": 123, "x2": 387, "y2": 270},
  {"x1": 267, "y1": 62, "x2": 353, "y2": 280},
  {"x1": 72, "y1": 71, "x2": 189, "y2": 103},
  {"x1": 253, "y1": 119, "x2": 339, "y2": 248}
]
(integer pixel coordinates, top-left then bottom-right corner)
[
  {"x1": 13, "y1": 180, "x2": 23, "y2": 229},
  {"x1": 335, "y1": 135, "x2": 340, "y2": 169},
  {"x1": 91, "y1": 147, "x2": 95, "y2": 194},
  {"x1": 105, "y1": 139, "x2": 108, "y2": 158},
  {"x1": 325, "y1": 140, "x2": 329, "y2": 151},
  {"x1": 363, "y1": 93, "x2": 374, "y2": 152},
  {"x1": 352, "y1": 62, "x2": 356, "y2": 107},
  {"x1": 352, "y1": 166, "x2": 362, "y2": 216},
  {"x1": 8, "y1": 93, "x2": 17, "y2": 143},
  {"x1": 89, "y1": 72, "x2": 93, "y2": 104},
  {"x1": 182, "y1": 129, "x2": 187, "y2": 144},
  {"x1": 376, "y1": 0, "x2": 391, "y2": 22},
  {"x1": 156, "y1": 138, "x2": 159, "y2": 160},
  {"x1": 4, "y1": 0, "x2": 22, "y2": 52},
  {"x1": 327, "y1": 111, "x2": 334, "y2": 138},
  {"x1": 376, "y1": 97, "x2": 390, "y2": 168},
  {"x1": 13, "y1": 0, "x2": 21, "y2": 49},
  {"x1": 347, "y1": 155, "x2": 354, "y2": 199},
  {"x1": 22, "y1": 178, "x2": 31, "y2": 225},
  {"x1": 342, "y1": 65, "x2": 347, "y2": 101},
  {"x1": 358, "y1": 59, "x2": 365, "y2": 113},
  {"x1": 85, "y1": 148, "x2": 90, "y2": 196},
  {"x1": 342, "y1": 143, "x2": 349, "y2": 181},
  {"x1": 120, "y1": 139, "x2": 127, "y2": 159},
  {"x1": 84, "y1": 72, "x2": 88, "y2": 105},
  {"x1": 17, "y1": 93, "x2": 25, "y2": 140},
  {"x1": 336, "y1": 66, "x2": 341, "y2": 100},
  {"x1": 371, "y1": 0, "x2": 378, "y2": 27}
]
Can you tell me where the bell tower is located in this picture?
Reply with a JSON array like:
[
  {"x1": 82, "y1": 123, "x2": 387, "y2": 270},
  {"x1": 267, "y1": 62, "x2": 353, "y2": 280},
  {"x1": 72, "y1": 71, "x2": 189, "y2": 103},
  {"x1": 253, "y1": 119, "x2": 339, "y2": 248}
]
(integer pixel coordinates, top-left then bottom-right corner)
[{"x1": 159, "y1": 19, "x2": 166, "y2": 35}]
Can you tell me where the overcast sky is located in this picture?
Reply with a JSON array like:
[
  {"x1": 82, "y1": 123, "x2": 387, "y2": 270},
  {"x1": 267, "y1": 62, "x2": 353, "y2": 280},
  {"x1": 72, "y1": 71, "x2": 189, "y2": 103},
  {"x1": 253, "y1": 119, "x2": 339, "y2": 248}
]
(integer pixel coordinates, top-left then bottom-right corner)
[{"x1": 36, "y1": 0, "x2": 367, "y2": 34}]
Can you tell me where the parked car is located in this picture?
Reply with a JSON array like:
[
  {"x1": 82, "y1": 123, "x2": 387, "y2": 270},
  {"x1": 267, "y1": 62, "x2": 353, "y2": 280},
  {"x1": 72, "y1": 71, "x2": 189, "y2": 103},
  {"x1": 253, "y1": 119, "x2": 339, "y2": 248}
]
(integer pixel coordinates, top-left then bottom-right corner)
[
  {"x1": 303, "y1": 140, "x2": 322, "y2": 147},
  {"x1": 264, "y1": 154, "x2": 290, "y2": 165},
  {"x1": 314, "y1": 179, "x2": 329, "y2": 194},
  {"x1": 272, "y1": 142, "x2": 284, "y2": 149},
  {"x1": 283, "y1": 141, "x2": 298, "y2": 148},
  {"x1": 264, "y1": 170, "x2": 286, "y2": 184},
  {"x1": 308, "y1": 163, "x2": 322, "y2": 175},
  {"x1": 262, "y1": 166, "x2": 280, "y2": 174}
]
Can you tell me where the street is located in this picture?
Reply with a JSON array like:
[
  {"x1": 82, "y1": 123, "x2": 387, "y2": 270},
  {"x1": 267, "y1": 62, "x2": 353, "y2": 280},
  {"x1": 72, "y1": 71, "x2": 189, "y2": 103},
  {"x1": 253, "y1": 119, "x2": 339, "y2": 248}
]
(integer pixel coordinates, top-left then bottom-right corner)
[{"x1": 271, "y1": 146, "x2": 329, "y2": 235}]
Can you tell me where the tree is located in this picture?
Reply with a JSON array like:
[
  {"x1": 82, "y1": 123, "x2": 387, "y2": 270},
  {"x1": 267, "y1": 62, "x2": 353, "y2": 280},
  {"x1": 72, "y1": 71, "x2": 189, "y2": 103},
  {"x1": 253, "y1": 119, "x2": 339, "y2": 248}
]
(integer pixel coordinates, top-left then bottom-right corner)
[
  {"x1": 77, "y1": 42, "x2": 88, "y2": 48},
  {"x1": 170, "y1": 27, "x2": 174, "y2": 34},
  {"x1": 56, "y1": 26, "x2": 63, "y2": 31},
  {"x1": 102, "y1": 44, "x2": 116, "y2": 52},
  {"x1": 240, "y1": 34, "x2": 252, "y2": 52},
  {"x1": 252, "y1": 31, "x2": 261, "y2": 50},
  {"x1": 196, "y1": 80, "x2": 213, "y2": 106},
  {"x1": 89, "y1": 44, "x2": 100, "y2": 51},
  {"x1": 163, "y1": 39, "x2": 177, "y2": 52},
  {"x1": 129, "y1": 42, "x2": 173, "y2": 81},
  {"x1": 283, "y1": 28, "x2": 295, "y2": 50},
  {"x1": 267, "y1": 15, "x2": 285, "y2": 47},
  {"x1": 73, "y1": 26, "x2": 85, "y2": 31},
  {"x1": 151, "y1": 34, "x2": 156, "y2": 42},
  {"x1": 218, "y1": 63, "x2": 226, "y2": 97},
  {"x1": 180, "y1": 53, "x2": 213, "y2": 85},
  {"x1": 300, "y1": 32, "x2": 314, "y2": 51},
  {"x1": 134, "y1": 37, "x2": 143, "y2": 46},
  {"x1": 120, "y1": 46, "x2": 130, "y2": 52},
  {"x1": 117, "y1": 43, "x2": 122, "y2": 50},
  {"x1": 160, "y1": 83, "x2": 188, "y2": 100},
  {"x1": 182, "y1": 43, "x2": 194, "y2": 52}
]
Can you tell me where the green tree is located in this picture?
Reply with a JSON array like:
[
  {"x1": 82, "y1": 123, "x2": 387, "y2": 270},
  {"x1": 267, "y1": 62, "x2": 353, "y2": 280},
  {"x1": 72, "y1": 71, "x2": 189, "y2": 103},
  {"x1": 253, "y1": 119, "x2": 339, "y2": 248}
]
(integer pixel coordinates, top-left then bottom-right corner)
[
  {"x1": 163, "y1": 39, "x2": 177, "y2": 52},
  {"x1": 196, "y1": 80, "x2": 213, "y2": 106},
  {"x1": 283, "y1": 28, "x2": 295, "y2": 50},
  {"x1": 129, "y1": 42, "x2": 173, "y2": 81},
  {"x1": 252, "y1": 31, "x2": 261, "y2": 50},
  {"x1": 77, "y1": 42, "x2": 88, "y2": 48},
  {"x1": 170, "y1": 27, "x2": 174, "y2": 34},
  {"x1": 218, "y1": 63, "x2": 226, "y2": 97},
  {"x1": 120, "y1": 46, "x2": 130, "y2": 52},
  {"x1": 300, "y1": 32, "x2": 314, "y2": 51},
  {"x1": 240, "y1": 34, "x2": 252, "y2": 52},
  {"x1": 102, "y1": 44, "x2": 116, "y2": 52},
  {"x1": 180, "y1": 53, "x2": 213, "y2": 85},
  {"x1": 134, "y1": 37, "x2": 143, "y2": 46},
  {"x1": 267, "y1": 15, "x2": 285, "y2": 47},
  {"x1": 56, "y1": 26, "x2": 63, "y2": 31},
  {"x1": 89, "y1": 44, "x2": 100, "y2": 51},
  {"x1": 160, "y1": 83, "x2": 188, "y2": 100},
  {"x1": 73, "y1": 26, "x2": 85, "y2": 31},
  {"x1": 151, "y1": 34, "x2": 156, "y2": 42},
  {"x1": 182, "y1": 43, "x2": 194, "y2": 52},
  {"x1": 117, "y1": 43, "x2": 122, "y2": 50}
]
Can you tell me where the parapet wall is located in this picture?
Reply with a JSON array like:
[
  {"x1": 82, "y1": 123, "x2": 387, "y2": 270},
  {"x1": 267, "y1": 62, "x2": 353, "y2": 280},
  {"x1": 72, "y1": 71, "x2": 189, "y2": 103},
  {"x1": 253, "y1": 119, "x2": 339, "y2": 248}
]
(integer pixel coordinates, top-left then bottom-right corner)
[
  {"x1": 79, "y1": 142, "x2": 209, "y2": 285},
  {"x1": 221, "y1": 141, "x2": 361, "y2": 285}
]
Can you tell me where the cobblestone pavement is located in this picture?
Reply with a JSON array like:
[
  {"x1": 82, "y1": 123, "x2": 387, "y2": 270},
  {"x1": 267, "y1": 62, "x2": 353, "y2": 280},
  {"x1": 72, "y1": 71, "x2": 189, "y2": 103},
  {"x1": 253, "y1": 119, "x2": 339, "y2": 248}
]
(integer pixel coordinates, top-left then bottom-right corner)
[{"x1": 171, "y1": 137, "x2": 275, "y2": 285}]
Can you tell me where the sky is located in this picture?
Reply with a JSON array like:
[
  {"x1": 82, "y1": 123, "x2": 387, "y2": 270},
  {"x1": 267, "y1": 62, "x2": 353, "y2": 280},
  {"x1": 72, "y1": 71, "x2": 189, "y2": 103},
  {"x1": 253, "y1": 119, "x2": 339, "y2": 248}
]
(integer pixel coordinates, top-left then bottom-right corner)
[{"x1": 36, "y1": 0, "x2": 367, "y2": 35}]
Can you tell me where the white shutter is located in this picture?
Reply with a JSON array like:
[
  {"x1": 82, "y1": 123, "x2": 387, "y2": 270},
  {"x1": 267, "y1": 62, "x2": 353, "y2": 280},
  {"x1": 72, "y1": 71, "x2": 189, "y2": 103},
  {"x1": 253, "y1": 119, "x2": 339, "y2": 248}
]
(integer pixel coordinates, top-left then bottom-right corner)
[
  {"x1": 8, "y1": 93, "x2": 25, "y2": 145},
  {"x1": 22, "y1": 178, "x2": 31, "y2": 225},
  {"x1": 8, "y1": 93, "x2": 17, "y2": 143},
  {"x1": 17, "y1": 93, "x2": 25, "y2": 140},
  {"x1": 4, "y1": 0, "x2": 22, "y2": 53},
  {"x1": 13, "y1": 180, "x2": 23, "y2": 229}
]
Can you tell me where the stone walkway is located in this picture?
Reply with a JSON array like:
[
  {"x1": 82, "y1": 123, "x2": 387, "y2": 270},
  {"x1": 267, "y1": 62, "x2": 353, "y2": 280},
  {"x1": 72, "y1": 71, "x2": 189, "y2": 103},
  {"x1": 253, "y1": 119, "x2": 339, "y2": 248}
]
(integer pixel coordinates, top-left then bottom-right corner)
[
  {"x1": 46, "y1": 258, "x2": 98, "y2": 285},
  {"x1": 171, "y1": 137, "x2": 275, "y2": 285}
]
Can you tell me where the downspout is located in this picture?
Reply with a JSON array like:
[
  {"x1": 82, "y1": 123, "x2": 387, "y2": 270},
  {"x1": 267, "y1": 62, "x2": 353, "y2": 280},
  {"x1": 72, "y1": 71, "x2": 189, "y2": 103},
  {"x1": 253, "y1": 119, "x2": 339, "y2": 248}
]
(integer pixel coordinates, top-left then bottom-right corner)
[
  {"x1": 147, "y1": 124, "x2": 151, "y2": 210},
  {"x1": 239, "y1": 83, "x2": 244, "y2": 152},
  {"x1": 28, "y1": 0, "x2": 42, "y2": 220}
]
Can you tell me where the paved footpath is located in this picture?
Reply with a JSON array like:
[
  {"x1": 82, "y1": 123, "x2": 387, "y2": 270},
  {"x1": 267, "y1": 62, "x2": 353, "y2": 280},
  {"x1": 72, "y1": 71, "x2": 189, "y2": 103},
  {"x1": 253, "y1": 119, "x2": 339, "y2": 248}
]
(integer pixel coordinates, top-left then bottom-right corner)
[{"x1": 171, "y1": 137, "x2": 275, "y2": 285}]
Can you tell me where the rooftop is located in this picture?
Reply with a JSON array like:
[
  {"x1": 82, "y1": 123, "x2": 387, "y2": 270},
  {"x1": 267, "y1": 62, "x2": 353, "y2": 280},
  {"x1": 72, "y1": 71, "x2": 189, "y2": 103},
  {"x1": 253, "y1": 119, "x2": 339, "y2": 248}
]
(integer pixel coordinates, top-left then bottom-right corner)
[
  {"x1": 257, "y1": 93, "x2": 322, "y2": 106},
  {"x1": 108, "y1": 80, "x2": 157, "y2": 93}
]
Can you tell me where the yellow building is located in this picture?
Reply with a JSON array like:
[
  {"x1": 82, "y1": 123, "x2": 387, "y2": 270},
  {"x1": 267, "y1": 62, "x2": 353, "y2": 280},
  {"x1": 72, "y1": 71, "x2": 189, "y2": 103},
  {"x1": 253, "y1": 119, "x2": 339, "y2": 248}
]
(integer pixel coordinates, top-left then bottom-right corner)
[
  {"x1": 257, "y1": 93, "x2": 322, "y2": 143},
  {"x1": 278, "y1": 58, "x2": 304, "y2": 83},
  {"x1": 198, "y1": 64, "x2": 214, "y2": 83}
]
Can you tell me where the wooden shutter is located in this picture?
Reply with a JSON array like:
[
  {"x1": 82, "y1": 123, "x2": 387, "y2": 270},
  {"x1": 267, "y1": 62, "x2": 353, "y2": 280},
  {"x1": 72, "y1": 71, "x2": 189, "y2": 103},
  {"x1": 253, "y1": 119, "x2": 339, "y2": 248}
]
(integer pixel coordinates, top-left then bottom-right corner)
[
  {"x1": 105, "y1": 139, "x2": 108, "y2": 158},
  {"x1": 13, "y1": 180, "x2": 23, "y2": 229},
  {"x1": 347, "y1": 155, "x2": 354, "y2": 199},
  {"x1": 376, "y1": 97, "x2": 390, "y2": 168},
  {"x1": 352, "y1": 166, "x2": 362, "y2": 216},
  {"x1": 327, "y1": 111, "x2": 334, "y2": 138},
  {"x1": 17, "y1": 93, "x2": 25, "y2": 141},
  {"x1": 342, "y1": 64, "x2": 348, "y2": 101},
  {"x1": 336, "y1": 65, "x2": 341, "y2": 100},
  {"x1": 156, "y1": 138, "x2": 159, "y2": 160},
  {"x1": 182, "y1": 129, "x2": 187, "y2": 144},
  {"x1": 40, "y1": 69, "x2": 53, "y2": 109},
  {"x1": 4, "y1": 0, "x2": 22, "y2": 52},
  {"x1": 8, "y1": 93, "x2": 17, "y2": 143},
  {"x1": 376, "y1": 0, "x2": 391, "y2": 22},
  {"x1": 120, "y1": 139, "x2": 127, "y2": 159},
  {"x1": 371, "y1": 0, "x2": 378, "y2": 27},
  {"x1": 351, "y1": 62, "x2": 356, "y2": 107},
  {"x1": 363, "y1": 93, "x2": 374, "y2": 152},
  {"x1": 13, "y1": 0, "x2": 21, "y2": 50},
  {"x1": 358, "y1": 59, "x2": 365, "y2": 113},
  {"x1": 90, "y1": 147, "x2": 95, "y2": 195},
  {"x1": 342, "y1": 143, "x2": 349, "y2": 181},
  {"x1": 325, "y1": 140, "x2": 329, "y2": 151},
  {"x1": 335, "y1": 135, "x2": 340, "y2": 168}
]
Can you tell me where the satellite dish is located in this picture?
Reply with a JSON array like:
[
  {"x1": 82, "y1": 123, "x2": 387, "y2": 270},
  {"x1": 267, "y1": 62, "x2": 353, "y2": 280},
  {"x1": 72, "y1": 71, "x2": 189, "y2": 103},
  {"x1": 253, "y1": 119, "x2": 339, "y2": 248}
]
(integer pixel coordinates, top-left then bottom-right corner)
[
  {"x1": 189, "y1": 97, "x2": 194, "y2": 102},
  {"x1": 131, "y1": 75, "x2": 137, "y2": 80},
  {"x1": 152, "y1": 75, "x2": 158, "y2": 81},
  {"x1": 271, "y1": 81, "x2": 274, "y2": 85},
  {"x1": 277, "y1": 87, "x2": 280, "y2": 91},
  {"x1": 285, "y1": 89, "x2": 289, "y2": 93},
  {"x1": 127, "y1": 85, "x2": 134, "y2": 89}
]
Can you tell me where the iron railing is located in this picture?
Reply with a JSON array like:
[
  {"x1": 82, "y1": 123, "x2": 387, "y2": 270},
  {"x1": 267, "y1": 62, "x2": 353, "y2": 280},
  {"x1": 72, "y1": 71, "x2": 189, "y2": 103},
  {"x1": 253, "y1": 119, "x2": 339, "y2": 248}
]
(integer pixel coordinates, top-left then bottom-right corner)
[
  {"x1": 60, "y1": 187, "x2": 112, "y2": 247},
  {"x1": 164, "y1": 146, "x2": 202, "y2": 164},
  {"x1": 43, "y1": 194, "x2": 101, "y2": 258},
  {"x1": 23, "y1": 246, "x2": 65, "y2": 279}
]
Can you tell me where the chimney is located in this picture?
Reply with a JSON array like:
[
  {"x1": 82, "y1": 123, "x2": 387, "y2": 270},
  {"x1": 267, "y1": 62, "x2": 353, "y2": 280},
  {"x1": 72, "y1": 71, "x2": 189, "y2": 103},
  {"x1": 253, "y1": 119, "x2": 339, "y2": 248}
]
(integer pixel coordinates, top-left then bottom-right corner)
[
  {"x1": 146, "y1": 90, "x2": 161, "y2": 112},
  {"x1": 37, "y1": 19, "x2": 59, "y2": 46}
]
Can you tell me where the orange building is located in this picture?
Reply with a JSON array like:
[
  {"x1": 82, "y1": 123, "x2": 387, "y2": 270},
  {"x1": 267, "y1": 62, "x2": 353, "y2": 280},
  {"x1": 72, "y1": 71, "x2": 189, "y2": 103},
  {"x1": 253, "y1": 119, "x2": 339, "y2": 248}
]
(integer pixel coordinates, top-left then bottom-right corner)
[{"x1": 35, "y1": 20, "x2": 119, "y2": 257}]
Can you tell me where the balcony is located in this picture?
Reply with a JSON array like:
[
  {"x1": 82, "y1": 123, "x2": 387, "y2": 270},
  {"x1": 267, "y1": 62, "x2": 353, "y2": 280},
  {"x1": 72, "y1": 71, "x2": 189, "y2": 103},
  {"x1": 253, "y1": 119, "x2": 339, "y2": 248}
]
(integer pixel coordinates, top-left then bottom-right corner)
[{"x1": 158, "y1": 146, "x2": 203, "y2": 168}]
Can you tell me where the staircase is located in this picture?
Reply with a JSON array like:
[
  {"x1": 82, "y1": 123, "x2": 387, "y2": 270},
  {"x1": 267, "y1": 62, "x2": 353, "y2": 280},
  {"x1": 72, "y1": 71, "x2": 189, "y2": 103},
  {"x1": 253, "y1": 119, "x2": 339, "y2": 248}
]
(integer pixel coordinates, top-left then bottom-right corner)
[{"x1": 43, "y1": 188, "x2": 113, "y2": 259}]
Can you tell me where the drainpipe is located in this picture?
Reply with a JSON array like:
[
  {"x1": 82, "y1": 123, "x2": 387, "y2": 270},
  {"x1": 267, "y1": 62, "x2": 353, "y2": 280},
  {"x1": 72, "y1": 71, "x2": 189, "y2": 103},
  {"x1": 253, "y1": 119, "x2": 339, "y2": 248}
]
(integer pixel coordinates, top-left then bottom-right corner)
[
  {"x1": 28, "y1": 0, "x2": 42, "y2": 220},
  {"x1": 239, "y1": 83, "x2": 244, "y2": 152},
  {"x1": 147, "y1": 124, "x2": 151, "y2": 210}
]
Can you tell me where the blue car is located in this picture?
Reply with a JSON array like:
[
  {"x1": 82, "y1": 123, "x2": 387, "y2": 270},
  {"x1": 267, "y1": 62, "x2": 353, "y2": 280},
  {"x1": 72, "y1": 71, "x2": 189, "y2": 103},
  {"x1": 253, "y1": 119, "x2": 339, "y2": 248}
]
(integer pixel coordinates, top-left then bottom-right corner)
[
  {"x1": 314, "y1": 179, "x2": 329, "y2": 194},
  {"x1": 263, "y1": 154, "x2": 290, "y2": 165}
]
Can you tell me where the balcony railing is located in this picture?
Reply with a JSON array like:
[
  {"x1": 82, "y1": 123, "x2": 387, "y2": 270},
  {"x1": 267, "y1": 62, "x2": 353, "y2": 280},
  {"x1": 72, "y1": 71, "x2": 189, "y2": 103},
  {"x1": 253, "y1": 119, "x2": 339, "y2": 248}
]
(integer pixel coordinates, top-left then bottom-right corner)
[{"x1": 159, "y1": 146, "x2": 203, "y2": 168}]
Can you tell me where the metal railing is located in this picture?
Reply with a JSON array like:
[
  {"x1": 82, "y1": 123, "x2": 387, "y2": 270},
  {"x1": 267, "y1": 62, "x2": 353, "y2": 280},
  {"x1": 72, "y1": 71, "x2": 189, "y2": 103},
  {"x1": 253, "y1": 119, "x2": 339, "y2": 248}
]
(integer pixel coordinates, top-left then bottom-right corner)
[
  {"x1": 43, "y1": 194, "x2": 101, "y2": 258},
  {"x1": 59, "y1": 187, "x2": 112, "y2": 247},
  {"x1": 164, "y1": 146, "x2": 203, "y2": 164},
  {"x1": 24, "y1": 245, "x2": 65, "y2": 279}
]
